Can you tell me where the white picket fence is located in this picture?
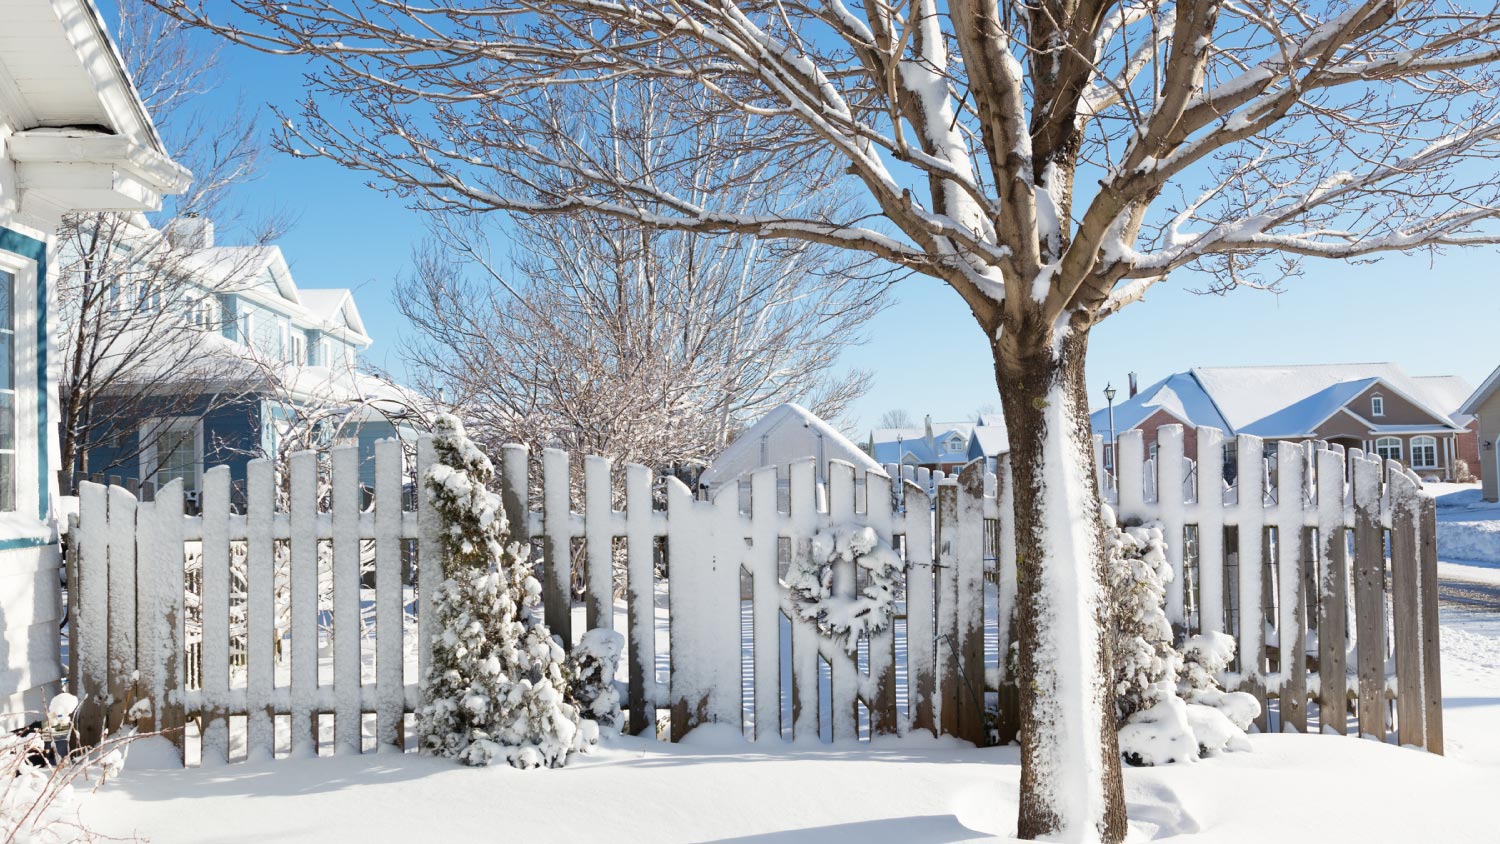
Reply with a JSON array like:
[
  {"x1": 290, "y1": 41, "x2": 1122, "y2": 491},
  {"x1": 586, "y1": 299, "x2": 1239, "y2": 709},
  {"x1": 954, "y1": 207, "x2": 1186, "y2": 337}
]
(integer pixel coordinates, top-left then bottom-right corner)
[{"x1": 68, "y1": 424, "x2": 1442, "y2": 765}]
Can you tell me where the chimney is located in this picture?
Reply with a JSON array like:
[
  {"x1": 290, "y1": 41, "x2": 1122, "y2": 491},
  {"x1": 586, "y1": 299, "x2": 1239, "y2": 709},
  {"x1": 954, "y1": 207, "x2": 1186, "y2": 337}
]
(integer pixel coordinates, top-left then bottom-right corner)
[
  {"x1": 924, "y1": 414, "x2": 936, "y2": 453},
  {"x1": 167, "y1": 213, "x2": 214, "y2": 250},
  {"x1": 1128, "y1": 371, "x2": 1139, "y2": 398}
]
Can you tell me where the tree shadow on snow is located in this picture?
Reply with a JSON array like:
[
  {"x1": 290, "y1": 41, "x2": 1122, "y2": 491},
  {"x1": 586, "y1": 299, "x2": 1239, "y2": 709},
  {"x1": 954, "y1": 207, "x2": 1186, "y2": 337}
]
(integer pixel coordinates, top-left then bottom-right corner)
[{"x1": 700, "y1": 814, "x2": 988, "y2": 843}]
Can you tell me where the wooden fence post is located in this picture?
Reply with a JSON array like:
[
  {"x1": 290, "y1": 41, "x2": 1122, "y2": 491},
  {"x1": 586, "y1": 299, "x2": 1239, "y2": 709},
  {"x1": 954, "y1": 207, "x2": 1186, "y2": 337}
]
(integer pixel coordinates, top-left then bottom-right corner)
[
  {"x1": 75, "y1": 482, "x2": 107, "y2": 747},
  {"x1": 1316, "y1": 448, "x2": 1349, "y2": 735},
  {"x1": 1418, "y1": 494, "x2": 1444, "y2": 754},
  {"x1": 1275, "y1": 441, "x2": 1308, "y2": 733},
  {"x1": 245, "y1": 459, "x2": 275, "y2": 761},
  {"x1": 1235, "y1": 435, "x2": 1269, "y2": 731},
  {"x1": 583, "y1": 456, "x2": 615, "y2": 633},
  {"x1": 331, "y1": 445, "x2": 362, "y2": 756},
  {"x1": 865, "y1": 470, "x2": 899, "y2": 737},
  {"x1": 290, "y1": 451, "x2": 319, "y2": 757},
  {"x1": 624, "y1": 463, "x2": 655, "y2": 736},
  {"x1": 1388, "y1": 470, "x2": 1424, "y2": 748},
  {"x1": 375, "y1": 438, "x2": 404, "y2": 751},
  {"x1": 542, "y1": 448, "x2": 572, "y2": 648},
  {"x1": 904, "y1": 479, "x2": 936, "y2": 738},
  {"x1": 955, "y1": 461, "x2": 986, "y2": 746},
  {"x1": 1352, "y1": 455, "x2": 1387, "y2": 740},
  {"x1": 750, "y1": 465, "x2": 780, "y2": 740}
]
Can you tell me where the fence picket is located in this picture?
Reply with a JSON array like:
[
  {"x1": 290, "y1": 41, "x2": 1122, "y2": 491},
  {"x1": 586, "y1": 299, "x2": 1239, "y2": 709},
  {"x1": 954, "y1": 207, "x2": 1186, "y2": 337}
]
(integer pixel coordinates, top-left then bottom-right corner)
[
  {"x1": 787, "y1": 459, "x2": 819, "y2": 741},
  {"x1": 584, "y1": 456, "x2": 614, "y2": 632},
  {"x1": 1275, "y1": 441, "x2": 1308, "y2": 733},
  {"x1": 1418, "y1": 494, "x2": 1443, "y2": 754},
  {"x1": 624, "y1": 463, "x2": 655, "y2": 736},
  {"x1": 1389, "y1": 470, "x2": 1424, "y2": 748},
  {"x1": 76, "y1": 483, "x2": 107, "y2": 747},
  {"x1": 668, "y1": 477, "x2": 740, "y2": 739},
  {"x1": 150, "y1": 479, "x2": 186, "y2": 760},
  {"x1": 200, "y1": 467, "x2": 231, "y2": 764},
  {"x1": 828, "y1": 461, "x2": 859, "y2": 741},
  {"x1": 1316, "y1": 448, "x2": 1348, "y2": 735},
  {"x1": 331, "y1": 445, "x2": 361, "y2": 755},
  {"x1": 245, "y1": 459, "x2": 275, "y2": 761},
  {"x1": 290, "y1": 451, "x2": 319, "y2": 757},
  {"x1": 935, "y1": 479, "x2": 958, "y2": 738},
  {"x1": 955, "y1": 461, "x2": 986, "y2": 746},
  {"x1": 1196, "y1": 427, "x2": 1226, "y2": 636},
  {"x1": 416, "y1": 436, "x2": 441, "y2": 693},
  {"x1": 865, "y1": 471, "x2": 899, "y2": 737},
  {"x1": 1352, "y1": 455, "x2": 1387, "y2": 740},
  {"x1": 1117, "y1": 429, "x2": 1146, "y2": 517},
  {"x1": 375, "y1": 438, "x2": 404, "y2": 751},
  {"x1": 903, "y1": 480, "x2": 936, "y2": 737},
  {"x1": 1157, "y1": 426, "x2": 1187, "y2": 626},
  {"x1": 107, "y1": 485, "x2": 138, "y2": 733},
  {"x1": 1235, "y1": 435, "x2": 1268, "y2": 730},
  {"x1": 750, "y1": 466, "x2": 780, "y2": 740},
  {"x1": 542, "y1": 449, "x2": 573, "y2": 647}
]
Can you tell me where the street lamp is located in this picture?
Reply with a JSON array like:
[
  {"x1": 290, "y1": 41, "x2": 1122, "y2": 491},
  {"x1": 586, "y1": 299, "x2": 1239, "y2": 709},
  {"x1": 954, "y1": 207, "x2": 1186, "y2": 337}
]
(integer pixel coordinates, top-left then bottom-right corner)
[{"x1": 1104, "y1": 383, "x2": 1117, "y2": 478}]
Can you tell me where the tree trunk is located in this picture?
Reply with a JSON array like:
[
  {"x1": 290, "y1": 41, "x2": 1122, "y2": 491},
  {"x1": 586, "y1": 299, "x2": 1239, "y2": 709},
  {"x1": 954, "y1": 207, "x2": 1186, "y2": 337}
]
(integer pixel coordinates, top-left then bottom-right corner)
[{"x1": 996, "y1": 326, "x2": 1127, "y2": 843}]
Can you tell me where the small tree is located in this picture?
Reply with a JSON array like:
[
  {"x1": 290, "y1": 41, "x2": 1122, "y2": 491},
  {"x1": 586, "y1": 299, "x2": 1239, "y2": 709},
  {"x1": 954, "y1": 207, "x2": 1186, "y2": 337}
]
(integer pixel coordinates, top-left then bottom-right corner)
[{"x1": 416, "y1": 415, "x2": 595, "y2": 768}]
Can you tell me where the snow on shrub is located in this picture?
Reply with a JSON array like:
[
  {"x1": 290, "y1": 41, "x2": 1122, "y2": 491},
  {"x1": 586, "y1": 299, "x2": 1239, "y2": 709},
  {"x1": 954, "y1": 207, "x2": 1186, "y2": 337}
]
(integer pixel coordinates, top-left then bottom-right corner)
[
  {"x1": 416, "y1": 414, "x2": 597, "y2": 768},
  {"x1": 568, "y1": 628, "x2": 624, "y2": 734},
  {"x1": 1180, "y1": 632, "x2": 1262, "y2": 732},
  {"x1": 1104, "y1": 511, "x2": 1260, "y2": 765},
  {"x1": 785, "y1": 526, "x2": 902, "y2": 652}
]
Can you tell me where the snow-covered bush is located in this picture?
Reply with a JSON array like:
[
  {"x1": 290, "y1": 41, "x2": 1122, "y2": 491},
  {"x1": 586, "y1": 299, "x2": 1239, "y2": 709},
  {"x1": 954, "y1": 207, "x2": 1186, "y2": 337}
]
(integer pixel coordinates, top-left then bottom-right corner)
[
  {"x1": 1104, "y1": 512, "x2": 1260, "y2": 766},
  {"x1": 1179, "y1": 632, "x2": 1261, "y2": 732},
  {"x1": 415, "y1": 414, "x2": 597, "y2": 768},
  {"x1": 567, "y1": 628, "x2": 624, "y2": 734},
  {"x1": 1104, "y1": 515, "x2": 1179, "y2": 720},
  {"x1": 1455, "y1": 459, "x2": 1477, "y2": 484},
  {"x1": 785, "y1": 526, "x2": 902, "y2": 652}
]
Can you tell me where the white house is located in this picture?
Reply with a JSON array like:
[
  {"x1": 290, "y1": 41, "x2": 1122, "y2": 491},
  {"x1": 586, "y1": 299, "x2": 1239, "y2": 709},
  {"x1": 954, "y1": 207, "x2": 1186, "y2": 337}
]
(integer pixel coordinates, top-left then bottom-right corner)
[
  {"x1": 1, "y1": 0, "x2": 189, "y2": 726},
  {"x1": 699, "y1": 403, "x2": 884, "y2": 508}
]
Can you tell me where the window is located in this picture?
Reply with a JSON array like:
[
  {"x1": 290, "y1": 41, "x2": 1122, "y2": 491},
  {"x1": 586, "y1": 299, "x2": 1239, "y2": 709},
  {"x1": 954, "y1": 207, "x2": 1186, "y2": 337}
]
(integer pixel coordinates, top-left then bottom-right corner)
[
  {"x1": 947, "y1": 437, "x2": 965, "y2": 453},
  {"x1": 1375, "y1": 437, "x2": 1402, "y2": 462},
  {"x1": 291, "y1": 333, "x2": 306, "y2": 366},
  {"x1": 0, "y1": 269, "x2": 14, "y2": 512},
  {"x1": 1371, "y1": 395, "x2": 1385, "y2": 417},
  {"x1": 141, "y1": 418, "x2": 203, "y2": 492},
  {"x1": 1410, "y1": 436, "x2": 1438, "y2": 470}
]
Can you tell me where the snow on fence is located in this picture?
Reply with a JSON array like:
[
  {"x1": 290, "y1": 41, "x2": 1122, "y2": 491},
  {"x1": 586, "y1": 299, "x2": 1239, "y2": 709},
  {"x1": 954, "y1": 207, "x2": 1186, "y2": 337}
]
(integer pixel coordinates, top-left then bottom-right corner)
[{"x1": 67, "y1": 424, "x2": 1442, "y2": 766}]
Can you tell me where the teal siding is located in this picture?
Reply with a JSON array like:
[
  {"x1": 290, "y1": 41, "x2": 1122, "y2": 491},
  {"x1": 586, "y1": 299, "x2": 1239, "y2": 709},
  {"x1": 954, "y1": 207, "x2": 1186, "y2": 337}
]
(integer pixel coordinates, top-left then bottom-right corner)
[{"x1": 0, "y1": 226, "x2": 49, "y2": 527}]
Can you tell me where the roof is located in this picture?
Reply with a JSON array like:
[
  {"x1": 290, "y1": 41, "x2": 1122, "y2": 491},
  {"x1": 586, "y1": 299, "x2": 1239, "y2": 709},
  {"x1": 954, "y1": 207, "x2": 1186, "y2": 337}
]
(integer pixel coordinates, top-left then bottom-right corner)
[
  {"x1": 1089, "y1": 371, "x2": 1228, "y2": 436},
  {"x1": 870, "y1": 420, "x2": 975, "y2": 465},
  {"x1": 0, "y1": 0, "x2": 191, "y2": 210},
  {"x1": 1092, "y1": 363, "x2": 1468, "y2": 438},
  {"x1": 968, "y1": 423, "x2": 1010, "y2": 457},
  {"x1": 699, "y1": 403, "x2": 884, "y2": 488},
  {"x1": 1459, "y1": 365, "x2": 1500, "y2": 417},
  {"x1": 298, "y1": 288, "x2": 369, "y2": 339}
]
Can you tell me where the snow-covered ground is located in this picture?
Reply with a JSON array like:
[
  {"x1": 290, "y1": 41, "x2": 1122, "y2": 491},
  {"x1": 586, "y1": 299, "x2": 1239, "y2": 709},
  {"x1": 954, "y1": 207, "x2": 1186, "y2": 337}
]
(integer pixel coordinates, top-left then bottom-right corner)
[
  {"x1": 77, "y1": 604, "x2": 1500, "y2": 843},
  {"x1": 1430, "y1": 482, "x2": 1500, "y2": 567}
]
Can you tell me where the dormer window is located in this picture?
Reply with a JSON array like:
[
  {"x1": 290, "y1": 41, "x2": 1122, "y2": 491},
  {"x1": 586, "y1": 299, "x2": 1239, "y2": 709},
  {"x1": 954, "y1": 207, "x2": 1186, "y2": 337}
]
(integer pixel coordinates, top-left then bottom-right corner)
[
  {"x1": 947, "y1": 437, "x2": 965, "y2": 453},
  {"x1": 1371, "y1": 395, "x2": 1385, "y2": 417}
]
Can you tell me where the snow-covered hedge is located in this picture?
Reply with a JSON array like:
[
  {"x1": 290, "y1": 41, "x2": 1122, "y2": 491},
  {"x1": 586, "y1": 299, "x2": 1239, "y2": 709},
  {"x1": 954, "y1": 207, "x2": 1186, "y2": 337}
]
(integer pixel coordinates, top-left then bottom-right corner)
[
  {"x1": 416, "y1": 415, "x2": 597, "y2": 768},
  {"x1": 1104, "y1": 511, "x2": 1260, "y2": 766}
]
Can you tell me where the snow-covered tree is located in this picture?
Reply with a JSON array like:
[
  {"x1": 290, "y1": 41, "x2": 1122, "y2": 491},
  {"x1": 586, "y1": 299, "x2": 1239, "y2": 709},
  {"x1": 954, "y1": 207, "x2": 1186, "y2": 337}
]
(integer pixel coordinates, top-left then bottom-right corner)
[
  {"x1": 151, "y1": 0, "x2": 1500, "y2": 836},
  {"x1": 1104, "y1": 517, "x2": 1178, "y2": 722},
  {"x1": 416, "y1": 415, "x2": 596, "y2": 768}
]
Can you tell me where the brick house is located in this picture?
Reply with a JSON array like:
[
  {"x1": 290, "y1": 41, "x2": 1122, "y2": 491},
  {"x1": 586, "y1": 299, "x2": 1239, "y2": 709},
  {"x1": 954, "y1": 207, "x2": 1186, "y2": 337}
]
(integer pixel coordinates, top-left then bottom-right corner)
[{"x1": 1090, "y1": 364, "x2": 1477, "y2": 482}]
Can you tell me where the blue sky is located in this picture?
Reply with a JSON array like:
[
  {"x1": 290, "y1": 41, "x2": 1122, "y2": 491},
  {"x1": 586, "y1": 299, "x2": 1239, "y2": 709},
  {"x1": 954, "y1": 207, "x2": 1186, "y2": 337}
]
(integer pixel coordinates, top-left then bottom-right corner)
[{"x1": 147, "y1": 10, "x2": 1499, "y2": 434}]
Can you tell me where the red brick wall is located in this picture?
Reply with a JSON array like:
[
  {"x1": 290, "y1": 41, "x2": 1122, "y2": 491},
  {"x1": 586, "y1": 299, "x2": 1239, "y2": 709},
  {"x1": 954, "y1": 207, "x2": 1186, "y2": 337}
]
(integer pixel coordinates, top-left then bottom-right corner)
[
  {"x1": 1133, "y1": 409, "x2": 1200, "y2": 461},
  {"x1": 1459, "y1": 419, "x2": 1482, "y2": 480}
]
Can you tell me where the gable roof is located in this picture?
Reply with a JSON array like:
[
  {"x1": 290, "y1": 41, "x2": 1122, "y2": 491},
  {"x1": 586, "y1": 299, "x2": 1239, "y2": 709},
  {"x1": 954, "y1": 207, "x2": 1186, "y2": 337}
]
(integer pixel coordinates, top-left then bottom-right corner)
[
  {"x1": 699, "y1": 403, "x2": 884, "y2": 488},
  {"x1": 1089, "y1": 371, "x2": 1228, "y2": 436},
  {"x1": 870, "y1": 420, "x2": 975, "y2": 465},
  {"x1": 1460, "y1": 365, "x2": 1500, "y2": 416},
  {"x1": 1092, "y1": 363, "x2": 1467, "y2": 439},
  {"x1": 298, "y1": 288, "x2": 369, "y2": 340}
]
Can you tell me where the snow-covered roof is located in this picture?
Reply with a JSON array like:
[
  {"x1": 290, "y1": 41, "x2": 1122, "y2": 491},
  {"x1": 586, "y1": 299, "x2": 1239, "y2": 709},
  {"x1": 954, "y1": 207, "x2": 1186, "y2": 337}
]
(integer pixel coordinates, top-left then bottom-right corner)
[
  {"x1": 297, "y1": 288, "x2": 369, "y2": 341},
  {"x1": 1089, "y1": 371, "x2": 1228, "y2": 437},
  {"x1": 699, "y1": 403, "x2": 884, "y2": 488},
  {"x1": 1092, "y1": 363, "x2": 1467, "y2": 438},
  {"x1": 968, "y1": 423, "x2": 1010, "y2": 458},
  {"x1": 1460, "y1": 365, "x2": 1500, "y2": 417},
  {"x1": 869, "y1": 420, "x2": 975, "y2": 465}
]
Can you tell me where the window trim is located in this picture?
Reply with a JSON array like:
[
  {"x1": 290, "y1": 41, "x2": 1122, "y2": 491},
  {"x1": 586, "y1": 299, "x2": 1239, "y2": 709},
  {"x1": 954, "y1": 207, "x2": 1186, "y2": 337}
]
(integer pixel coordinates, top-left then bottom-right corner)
[
  {"x1": 0, "y1": 244, "x2": 43, "y2": 525},
  {"x1": 1409, "y1": 435, "x2": 1439, "y2": 470},
  {"x1": 1374, "y1": 436, "x2": 1403, "y2": 463},
  {"x1": 139, "y1": 416, "x2": 206, "y2": 493},
  {"x1": 1371, "y1": 395, "x2": 1385, "y2": 417}
]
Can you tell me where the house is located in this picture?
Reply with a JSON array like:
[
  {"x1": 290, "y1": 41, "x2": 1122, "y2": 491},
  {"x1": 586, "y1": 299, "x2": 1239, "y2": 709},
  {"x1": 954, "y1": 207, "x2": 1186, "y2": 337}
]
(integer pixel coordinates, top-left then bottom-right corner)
[
  {"x1": 699, "y1": 403, "x2": 884, "y2": 505},
  {"x1": 1090, "y1": 364, "x2": 1477, "y2": 482},
  {"x1": 0, "y1": 0, "x2": 189, "y2": 726},
  {"x1": 868, "y1": 413, "x2": 1009, "y2": 474},
  {"x1": 1459, "y1": 365, "x2": 1500, "y2": 501},
  {"x1": 75, "y1": 219, "x2": 426, "y2": 497}
]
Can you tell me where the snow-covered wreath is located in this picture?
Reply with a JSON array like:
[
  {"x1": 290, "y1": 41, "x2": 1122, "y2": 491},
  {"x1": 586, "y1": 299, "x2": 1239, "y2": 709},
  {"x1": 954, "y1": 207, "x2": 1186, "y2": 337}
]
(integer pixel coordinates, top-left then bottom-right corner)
[{"x1": 784, "y1": 526, "x2": 902, "y2": 652}]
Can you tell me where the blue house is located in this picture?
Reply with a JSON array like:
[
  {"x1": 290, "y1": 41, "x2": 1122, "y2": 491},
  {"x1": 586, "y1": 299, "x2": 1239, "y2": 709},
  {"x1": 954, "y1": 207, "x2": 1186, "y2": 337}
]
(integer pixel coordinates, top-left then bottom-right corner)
[
  {"x1": 868, "y1": 413, "x2": 1009, "y2": 474},
  {"x1": 0, "y1": 0, "x2": 189, "y2": 725},
  {"x1": 75, "y1": 217, "x2": 426, "y2": 499}
]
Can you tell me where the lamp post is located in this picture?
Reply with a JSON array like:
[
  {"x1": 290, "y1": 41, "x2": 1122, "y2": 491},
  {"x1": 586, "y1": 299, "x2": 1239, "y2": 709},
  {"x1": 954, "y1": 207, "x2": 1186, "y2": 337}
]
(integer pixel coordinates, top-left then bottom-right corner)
[{"x1": 1104, "y1": 383, "x2": 1117, "y2": 478}]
